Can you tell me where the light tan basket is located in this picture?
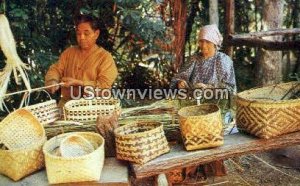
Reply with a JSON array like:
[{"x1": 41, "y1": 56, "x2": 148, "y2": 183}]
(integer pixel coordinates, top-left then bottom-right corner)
[
  {"x1": 64, "y1": 98, "x2": 121, "y2": 122},
  {"x1": 60, "y1": 134, "x2": 94, "y2": 157},
  {"x1": 236, "y1": 82, "x2": 300, "y2": 139},
  {"x1": 178, "y1": 104, "x2": 224, "y2": 151},
  {"x1": 0, "y1": 109, "x2": 46, "y2": 181},
  {"x1": 114, "y1": 121, "x2": 170, "y2": 164},
  {"x1": 43, "y1": 132, "x2": 105, "y2": 184},
  {"x1": 24, "y1": 91, "x2": 60, "y2": 125}
]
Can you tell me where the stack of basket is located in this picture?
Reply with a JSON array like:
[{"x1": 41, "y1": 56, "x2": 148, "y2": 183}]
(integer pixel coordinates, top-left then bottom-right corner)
[
  {"x1": 43, "y1": 132, "x2": 105, "y2": 184},
  {"x1": 236, "y1": 82, "x2": 300, "y2": 139},
  {"x1": 0, "y1": 109, "x2": 46, "y2": 181},
  {"x1": 178, "y1": 104, "x2": 224, "y2": 151}
]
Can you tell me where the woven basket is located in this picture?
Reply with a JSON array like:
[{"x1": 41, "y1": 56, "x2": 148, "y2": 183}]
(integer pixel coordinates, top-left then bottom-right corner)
[
  {"x1": 178, "y1": 104, "x2": 224, "y2": 151},
  {"x1": 24, "y1": 91, "x2": 60, "y2": 125},
  {"x1": 114, "y1": 121, "x2": 170, "y2": 164},
  {"x1": 236, "y1": 82, "x2": 300, "y2": 139},
  {"x1": 60, "y1": 134, "x2": 94, "y2": 157},
  {"x1": 43, "y1": 132, "x2": 105, "y2": 184},
  {"x1": 0, "y1": 109, "x2": 46, "y2": 181},
  {"x1": 64, "y1": 98, "x2": 121, "y2": 122}
]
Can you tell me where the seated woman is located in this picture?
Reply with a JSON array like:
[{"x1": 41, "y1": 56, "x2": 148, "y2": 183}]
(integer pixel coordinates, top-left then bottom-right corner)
[
  {"x1": 168, "y1": 24, "x2": 237, "y2": 183},
  {"x1": 170, "y1": 24, "x2": 236, "y2": 94}
]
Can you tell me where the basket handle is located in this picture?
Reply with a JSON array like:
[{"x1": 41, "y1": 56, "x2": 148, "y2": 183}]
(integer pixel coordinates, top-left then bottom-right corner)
[{"x1": 19, "y1": 89, "x2": 53, "y2": 109}]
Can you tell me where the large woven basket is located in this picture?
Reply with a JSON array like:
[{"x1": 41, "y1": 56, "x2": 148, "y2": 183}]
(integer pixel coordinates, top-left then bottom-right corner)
[
  {"x1": 236, "y1": 82, "x2": 300, "y2": 139},
  {"x1": 43, "y1": 132, "x2": 105, "y2": 184},
  {"x1": 23, "y1": 90, "x2": 60, "y2": 125},
  {"x1": 114, "y1": 121, "x2": 170, "y2": 164},
  {"x1": 178, "y1": 104, "x2": 223, "y2": 151},
  {"x1": 0, "y1": 109, "x2": 46, "y2": 181},
  {"x1": 64, "y1": 98, "x2": 121, "y2": 122}
]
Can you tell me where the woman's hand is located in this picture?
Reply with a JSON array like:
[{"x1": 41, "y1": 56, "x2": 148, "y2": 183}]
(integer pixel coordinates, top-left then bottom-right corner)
[
  {"x1": 178, "y1": 80, "x2": 188, "y2": 89},
  {"x1": 61, "y1": 77, "x2": 83, "y2": 87},
  {"x1": 45, "y1": 79, "x2": 60, "y2": 94},
  {"x1": 194, "y1": 83, "x2": 213, "y2": 89}
]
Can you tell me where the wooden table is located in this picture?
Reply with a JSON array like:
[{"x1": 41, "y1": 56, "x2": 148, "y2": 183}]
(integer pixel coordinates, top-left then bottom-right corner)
[{"x1": 131, "y1": 131, "x2": 300, "y2": 179}]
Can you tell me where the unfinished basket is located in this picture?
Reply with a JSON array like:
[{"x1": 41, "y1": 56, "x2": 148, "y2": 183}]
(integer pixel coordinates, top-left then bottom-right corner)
[
  {"x1": 64, "y1": 98, "x2": 121, "y2": 122},
  {"x1": 236, "y1": 82, "x2": 300, "y2": 139},
  {"x1": 0, "y1": 109, "x2": 45, "y2": 149},
  {"x1": 178, "y1": 104, "x2": 223, "y2": 151},
  {"x1": 43, "y1": 132, "x2": 104, "y2": 184},
  {"x1": 0, "y1": 109, "x2": 46, "y2": 181},
  {"x1": 24, "y1": 91, "x2": 60, "y2": 125},
  {"x1": 60, "y1": 134, "x2": 94, "y2": 157},
  {"x1": 114, "y1": 121, "x2": 170, "y2": 164}
]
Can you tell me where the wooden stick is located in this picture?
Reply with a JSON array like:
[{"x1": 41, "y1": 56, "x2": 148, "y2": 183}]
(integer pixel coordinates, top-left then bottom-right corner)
[
  {"x1": 0, "y1": 83, "x2": 65, "y2": 98},
  {"x1": 229, "y1": 28, "x2": 300, "y2": 39}
]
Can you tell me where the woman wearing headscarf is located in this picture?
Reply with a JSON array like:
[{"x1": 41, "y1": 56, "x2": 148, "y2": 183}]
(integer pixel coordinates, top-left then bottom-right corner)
[{"x1": 170, "y1": 24, "x2": 236, "y2": 94}]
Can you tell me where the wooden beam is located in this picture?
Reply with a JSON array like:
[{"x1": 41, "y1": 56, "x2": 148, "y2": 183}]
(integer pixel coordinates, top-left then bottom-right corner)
[
  {"x1": 230, "y1": 28, "x2": 300, "y2": 39},
  {"x1": 224, "y1": 0, "x2": 235, "y2": 57},
  {"x1": 228, "y1": 37, "x2": 300, "y2": 50},
  {"x1": 131, "y1": 131, "x2": 300, "y2": 179}
]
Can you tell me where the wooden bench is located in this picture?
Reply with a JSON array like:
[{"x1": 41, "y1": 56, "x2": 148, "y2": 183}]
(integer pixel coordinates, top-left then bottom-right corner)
[{"x1": 131, "y1": 131, "x2": 300, "y2": 179}]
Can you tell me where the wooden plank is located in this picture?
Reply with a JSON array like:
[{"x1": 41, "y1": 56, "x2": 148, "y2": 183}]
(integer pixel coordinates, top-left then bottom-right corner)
[{"x1": 131, "y1": 131, "x2": 300, "y2": 179}]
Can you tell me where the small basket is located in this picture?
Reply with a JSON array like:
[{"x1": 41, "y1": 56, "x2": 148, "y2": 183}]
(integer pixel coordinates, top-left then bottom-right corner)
[
  {"x1": 114, "y1": 121, "x2": 170, "y2": 164},
  {"x1": 178, "y1": 104, "x2": 224, "y2": 151},
  {"x1": 0, "y1": 109, "x2": 46, "y2": 181},
  {"x1": 236, "y1": 82, "x2": 300, "y2": 139},
  {"x1": 60, "y1": 134, "x2": 94, "y2": 157},
  {"x1": 24, "y1": 90, "x2": 60, "y2": 125},
  {"x1": 43, "y1": 132, "x2": 105, "y2": 184},
  {"x1": 64, "y1": 98, "x2": 121, "y2": 122}
]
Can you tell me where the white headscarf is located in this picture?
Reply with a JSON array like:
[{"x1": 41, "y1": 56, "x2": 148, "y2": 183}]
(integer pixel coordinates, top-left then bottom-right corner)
[{"x1": 199, "y1": 24, "x2": 223, "y2": 48}]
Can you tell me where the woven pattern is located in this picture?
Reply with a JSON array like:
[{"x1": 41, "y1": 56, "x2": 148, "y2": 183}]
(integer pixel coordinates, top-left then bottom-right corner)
[
  {"x1": 25, "y1": 99, "x2": 60, "y2": 125},
  {"x1": 0, "y1": 109, "x2": 45, "y2": 149},
  {"x1": 60, "y1": 134, "x2": 94, "y2": 157},
  {"x1": 236, "y1": 82, "x2": 300, "y2": 139},
  {"x1": 0, "y1": 109, "x2": 46, "y2": 181},
  {"x1": 114, "y1": 121, "x2": 170, "y2": 164},
  {"x1": 178, "y1": 104, "x2": 223, "y2": 151},
  {"x1": 64, "y1": 98, "x2": 121, "y2": 122},
  {"x1": 43, "y1": 132, "x2": 104, "y2": 184}
]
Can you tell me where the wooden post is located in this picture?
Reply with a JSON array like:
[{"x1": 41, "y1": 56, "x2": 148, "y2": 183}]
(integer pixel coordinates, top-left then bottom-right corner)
[{"x1": 225, "y1": 0, "x2": 234, "y2": 57}]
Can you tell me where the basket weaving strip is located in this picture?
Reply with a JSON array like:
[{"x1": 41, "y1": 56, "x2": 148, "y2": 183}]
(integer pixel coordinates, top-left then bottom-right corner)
[
  {"x1": 114, "y1": 122, "x2": 170, "y2": 164},
  {"x1": 236, "y1": 82, "x2": 300, "y2": 139},
  {"x1": 64, "y1": 98, "x2": 121, "y2": 122},
  {"x1": 178, "y1": 104, "x2": 224, "y2": 151},
  {"x1": 0, "y1": 137, "x2": 46, "y2": 181},
  {"x1": 43, "y1": 132, "x2": 104, "y2": 184},
  {"x1": 0, "y1": 109, "x2": 45, "y2": 149},
  {"x1": 25, "y1": 99, "x2": 60, "y2": 125},
  {"x1": 60, "y1": 134, "x2": 94, "y2": 157}
]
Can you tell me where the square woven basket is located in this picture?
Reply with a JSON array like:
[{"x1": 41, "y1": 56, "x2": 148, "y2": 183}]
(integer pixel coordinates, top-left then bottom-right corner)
[
  {"x1": 114, "y1": 121, "x2": 170, "y2": 164},
  {"x1": 236, "y1": 81, "x2": 300, "y2": 139},
  {"x1": 178, "y1": 104, "x2": 224, "y2": 151}
]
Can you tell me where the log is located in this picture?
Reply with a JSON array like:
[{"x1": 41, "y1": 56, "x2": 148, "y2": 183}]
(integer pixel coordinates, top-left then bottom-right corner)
[
  {"x1": 228, "y1": 37, "x2": 300, "y2": 50},
  {"x1": 131, "y1": 131, "x2": 300, "y2": 179},
  {"x1": 230, "y1": 28, "x2": 300, "y2": 39}
]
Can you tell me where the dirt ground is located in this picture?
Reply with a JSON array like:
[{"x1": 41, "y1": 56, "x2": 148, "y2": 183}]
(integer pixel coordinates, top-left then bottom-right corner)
[{"x1": 131, "y1": 146, "x2": 300, "y2": 186}]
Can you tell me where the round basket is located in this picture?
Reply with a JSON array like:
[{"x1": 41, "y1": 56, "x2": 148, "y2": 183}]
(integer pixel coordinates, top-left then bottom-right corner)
[
  {"x1": 178, "y1": 104, "x2": 223, "y2": 151},
  {"x1": 0, "y1": 109, "x2": 45, "y2": 149},
  {"x1": 236, "y1": 81, "x2": 300, "y2": 139},
  {"x1": 0, "y1": 109, "x2": 46, "y2": 181},
  {"x1": 114, "y1": 121, "x2": 170, "y2": 164},
  {"x1": 43, "y1": 132, "x2": 105, "y2": 184},
  {"x1": 64, "y1": 98, "x2": 121, "y2": 122},
  {"x1": 60, "y1": 134, "x2": 94, "y2": 157}
]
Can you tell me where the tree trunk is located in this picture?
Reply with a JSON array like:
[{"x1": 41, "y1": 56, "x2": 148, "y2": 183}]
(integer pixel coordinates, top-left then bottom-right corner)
[
  {"x1": 224, "y1": 0, "x2": 234, "y2": 57},
  {"x1": 209, "y1": 0, "x2": 219, "y2": 26},
  {"x1": 256, "y1": 0, "x2": 284, "y2": 86},
  {"x1": 170, "y1": 0, "x2": 187, "y2": 72}
]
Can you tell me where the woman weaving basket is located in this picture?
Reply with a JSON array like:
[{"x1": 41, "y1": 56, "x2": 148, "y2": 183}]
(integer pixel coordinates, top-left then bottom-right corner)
[
  {"x1": 169, "y1": 24, "x2": 237, "y2": 182},
  {"x1": 45, "y1": 15, "x2": 118, "y2": 108}
]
